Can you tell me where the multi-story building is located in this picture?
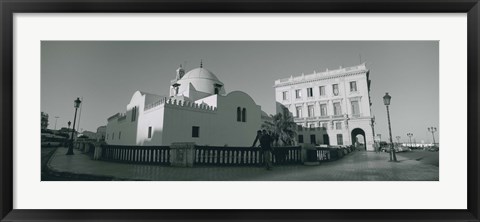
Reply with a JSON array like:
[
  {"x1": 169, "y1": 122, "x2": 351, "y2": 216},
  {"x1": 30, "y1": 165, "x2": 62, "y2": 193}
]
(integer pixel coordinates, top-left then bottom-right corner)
[{"x1": 274, "y1": 63, "x2": 375, "y2": 151}]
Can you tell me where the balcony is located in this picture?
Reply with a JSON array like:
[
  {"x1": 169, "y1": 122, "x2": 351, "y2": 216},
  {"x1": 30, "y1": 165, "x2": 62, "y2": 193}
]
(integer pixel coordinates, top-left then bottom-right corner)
[
  {"x1": 318, "y1": 115, "x2": 330, "y2": 120},
  {"x1": 351, "y1": 113, "x2": 361, "y2": 118},
  {"x1": 294, "y1": 117, "x2": 305, "y2": 122},
  {"x1": 332, "y1": 114, "x2": 347, "y2": 119}
]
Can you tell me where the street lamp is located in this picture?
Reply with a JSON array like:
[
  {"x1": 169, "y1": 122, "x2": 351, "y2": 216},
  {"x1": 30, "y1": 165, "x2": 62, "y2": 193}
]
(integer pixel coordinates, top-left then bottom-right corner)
[
  {"x1": 66, "y1": 121, "x2": 71, "y2": 147},
  {"x1": 407, "y1": 133, "x2": 413, "y2": 147},
  {"x1": 383, "y1": 92, "x2": 397, "y2": 162},
  {"x1": 66, "y1": 97, "x2": 82, "y2": 155},
  {"x1": 428, "y1": 127, "x2": 437, "y2": 146},
  {"x1": 371, "y1": 116, "x2": 376, "y2": 151}
]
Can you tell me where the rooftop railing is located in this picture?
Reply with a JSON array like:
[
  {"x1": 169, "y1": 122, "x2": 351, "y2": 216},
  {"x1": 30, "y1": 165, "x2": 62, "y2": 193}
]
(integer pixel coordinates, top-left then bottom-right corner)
[{"x1": 274, "y1": 64, "x2": 367, "y2": 85}]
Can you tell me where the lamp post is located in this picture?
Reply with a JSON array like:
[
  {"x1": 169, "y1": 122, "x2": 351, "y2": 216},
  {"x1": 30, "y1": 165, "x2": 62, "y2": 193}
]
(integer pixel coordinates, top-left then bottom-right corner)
[
  {"x1": 428, "y1": 127, "x2": 437, "y2": 146},
  {"x1": 66, "y1": 97, "x2": 82, "y2": 155},
  {"x1": 371, "y1": 116, "x2": 376, "y2": 151},
  {"x1": 383, "y1": 93, "x2": 397, "y2": 162},
  {"x1": 407, "y1": 133, "x2": 413, "y2": 147},
  {"x1": 67, "y1": 121, "x2": 71, "y2": 147}
]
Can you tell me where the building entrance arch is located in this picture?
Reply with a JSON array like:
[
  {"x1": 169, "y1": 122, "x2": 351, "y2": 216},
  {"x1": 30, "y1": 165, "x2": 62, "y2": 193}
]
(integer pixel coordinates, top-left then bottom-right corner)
[{"x1": 351, "y1": 128, "x2": 366, "y2": 151}]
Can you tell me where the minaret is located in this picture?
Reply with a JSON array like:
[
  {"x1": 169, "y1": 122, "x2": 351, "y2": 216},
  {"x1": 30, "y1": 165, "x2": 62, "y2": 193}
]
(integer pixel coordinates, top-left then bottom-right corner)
[
  {"x1": 172, "y1": 64, "x2": 184, "y2": 97},
  {"x1": 176, "y1": 64, "x2": 185, "y2": 80}
]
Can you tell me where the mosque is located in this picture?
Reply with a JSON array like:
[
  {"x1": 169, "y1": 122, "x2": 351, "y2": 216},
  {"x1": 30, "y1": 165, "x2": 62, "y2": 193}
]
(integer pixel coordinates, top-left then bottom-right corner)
[{"x1": 105, "y1": 62, "x2": 263, "y2": 147}]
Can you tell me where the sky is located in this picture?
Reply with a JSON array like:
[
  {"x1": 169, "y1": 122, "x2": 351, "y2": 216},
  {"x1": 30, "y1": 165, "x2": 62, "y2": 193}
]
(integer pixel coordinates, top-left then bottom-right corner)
[{"x1": 41, "y1": 41, "x2": 439, "y2": 144}]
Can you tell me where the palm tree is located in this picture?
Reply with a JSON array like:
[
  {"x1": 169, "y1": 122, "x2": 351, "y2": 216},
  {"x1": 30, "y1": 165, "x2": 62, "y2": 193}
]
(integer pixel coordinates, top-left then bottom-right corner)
[
  {"x1": 262, "y1": 108, "x2": 297, "y2": 146},
  {"x1": 41, "y1": 112, "x2": 49, "y2": 130}
]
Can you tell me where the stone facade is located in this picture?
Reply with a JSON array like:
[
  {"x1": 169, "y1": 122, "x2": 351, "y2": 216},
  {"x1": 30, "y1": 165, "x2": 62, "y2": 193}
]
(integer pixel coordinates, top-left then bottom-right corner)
[{"x1": 274, "y1": 63, "x2": 375, "y2": 151}]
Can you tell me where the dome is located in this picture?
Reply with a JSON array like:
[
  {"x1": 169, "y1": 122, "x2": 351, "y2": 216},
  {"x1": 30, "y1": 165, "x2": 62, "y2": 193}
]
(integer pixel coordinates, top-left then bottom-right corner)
[
  {"x1": 174, "y1": 66, "x2": 226, "y2": 98},
  {"x1": 181, "y1": 67, "x2": 221, "y2": 82}
]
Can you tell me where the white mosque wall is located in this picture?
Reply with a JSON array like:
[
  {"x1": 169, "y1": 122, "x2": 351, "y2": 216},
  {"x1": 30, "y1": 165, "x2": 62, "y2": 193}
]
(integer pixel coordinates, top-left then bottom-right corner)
[
  {"x1": 106, "y1": 66, "x2": 263, "y2": 148},
  {"x1": 195, "y1": 94, "x2": 218, "y2": 108},
  {"x1": 161, "y1": 102, "x2": 218, "y2": 146},
  {"x1": 161, "y1": 91, "x2": 261, "y2": 147},
  {"x1": 137, "y1": 105, "x2": 165, "y2": 146},
  {"x1": 215, "y1": 91, "x2": 262, "y2": 146},
  {"x1": 106, "y1": 112, "x2": 136, "y2": 145},
  {"x1": 177, "y1": 77, "x2": 226, "y2": 96},
  {"x1": 106, "y1": 91, "x2": 161, "y2": 146},
  {"x1": 186, "y1": 84, "x2": 214, "y2": 101}
]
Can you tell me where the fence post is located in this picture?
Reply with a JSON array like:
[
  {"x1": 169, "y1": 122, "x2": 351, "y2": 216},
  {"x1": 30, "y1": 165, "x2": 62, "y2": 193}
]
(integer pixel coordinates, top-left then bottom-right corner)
[
  {"x1": 84, "y1": 142, "x2": 89, "y2": 153},
  {"x1": 170, "y1": 142, "x2": 196, "y2": 167},
  {"x1": 301, "y1": 144, "x2": 319, "y2": 166},
  {"x1": 93, "y1": 142, "x2": 104, "y2": 160}
]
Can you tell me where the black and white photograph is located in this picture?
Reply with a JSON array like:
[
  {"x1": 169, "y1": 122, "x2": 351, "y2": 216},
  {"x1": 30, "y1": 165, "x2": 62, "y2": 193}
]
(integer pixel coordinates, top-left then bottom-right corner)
[
  {"x1": 3, "y1": 0, "x2": 479, "y2": 220},
  {"x1": 41, "y1": 41, "x2": 439, "y2": 181}
]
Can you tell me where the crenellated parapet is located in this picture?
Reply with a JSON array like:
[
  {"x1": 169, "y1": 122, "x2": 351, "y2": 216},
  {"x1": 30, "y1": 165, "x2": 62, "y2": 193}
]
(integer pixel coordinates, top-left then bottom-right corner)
[
  {"x1": 164, "y1": 98, "x2": 217, "y2": 113},
  {"x1": 117, "y1": 113, "x2": 126, "y2": 121},
  {"x1": 143, "y1": 97, "x2": 218, "y2": 113},
  {"x1": 144, "y1": 97, "x2": 168, "y2": 111},
  {"x1": 107, "y1": 112, "x2": 126, "y2": 122}
]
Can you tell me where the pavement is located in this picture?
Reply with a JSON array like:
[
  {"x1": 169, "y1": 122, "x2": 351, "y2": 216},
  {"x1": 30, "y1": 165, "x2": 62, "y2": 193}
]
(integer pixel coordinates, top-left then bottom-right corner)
[
  {"x1": 45, "y1": 147, "x2": 439, "y2": 181},
  {"x1": 395, "y1": 149, "x2": 439, "y2": 167}
]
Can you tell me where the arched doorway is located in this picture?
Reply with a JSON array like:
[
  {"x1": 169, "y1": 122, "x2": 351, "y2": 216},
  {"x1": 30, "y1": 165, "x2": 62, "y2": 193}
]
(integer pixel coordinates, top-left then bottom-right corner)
[{"x1": 351, "y1": 128, "x2": 366, "y2": 151}]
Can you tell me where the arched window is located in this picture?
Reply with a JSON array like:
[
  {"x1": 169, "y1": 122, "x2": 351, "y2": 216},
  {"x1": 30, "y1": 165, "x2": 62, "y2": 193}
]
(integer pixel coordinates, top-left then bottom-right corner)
[
  {"x1": 131, "y1": 106, "x2": 137, "y2": 122},
  {"x1": 242, "y1": 108, "x2": 247, "y2": 122},
  {"x1": 237, "y1": 107, "x2": 241, "y2": 122},
  {"x1": 214, "y1": 83, "x2": 222, "y2": 95}
]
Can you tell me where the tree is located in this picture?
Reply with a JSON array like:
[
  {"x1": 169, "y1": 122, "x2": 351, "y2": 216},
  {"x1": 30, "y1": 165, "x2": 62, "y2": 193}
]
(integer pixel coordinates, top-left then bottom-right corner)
[
  {"x1": 41, "y1": 112, "x2": 49, "y2": 129},
  {"x1": 261, "y1": 108, "x2": 297, "y2": 146}
]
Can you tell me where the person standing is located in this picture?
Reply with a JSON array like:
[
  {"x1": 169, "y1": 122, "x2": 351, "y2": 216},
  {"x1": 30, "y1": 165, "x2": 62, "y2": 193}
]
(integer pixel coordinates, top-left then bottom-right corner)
[
  {"x1": 251, "y1": 130, "x2": 262, "y2": 147},
  {"x1": 260, "y1": 130, "x2": 273, "y2": 170}
]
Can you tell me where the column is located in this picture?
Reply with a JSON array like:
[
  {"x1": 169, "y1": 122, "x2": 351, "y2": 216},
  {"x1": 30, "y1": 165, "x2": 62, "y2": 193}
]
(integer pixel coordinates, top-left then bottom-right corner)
[{"x1": 170, "y1": 142, "x2": 196, "y2": 167}]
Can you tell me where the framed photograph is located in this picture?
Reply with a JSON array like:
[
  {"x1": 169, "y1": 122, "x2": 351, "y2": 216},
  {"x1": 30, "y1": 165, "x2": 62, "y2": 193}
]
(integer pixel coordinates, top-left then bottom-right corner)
[{"x1": 1, "y1": 0, "x2": 479, "y2": 221}]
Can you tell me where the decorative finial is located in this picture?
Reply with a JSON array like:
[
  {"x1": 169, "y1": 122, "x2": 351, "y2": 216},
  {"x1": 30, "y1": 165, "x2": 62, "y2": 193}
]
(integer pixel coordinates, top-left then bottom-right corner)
[{"x1": 200, "y1": 59, "x2": 203, "y2": 68}]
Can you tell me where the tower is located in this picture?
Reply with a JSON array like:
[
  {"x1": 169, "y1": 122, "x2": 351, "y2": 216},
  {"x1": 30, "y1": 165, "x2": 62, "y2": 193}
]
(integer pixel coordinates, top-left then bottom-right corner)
[{"x1": 176, "y1": 64, "x2": 185, "y2": 80}]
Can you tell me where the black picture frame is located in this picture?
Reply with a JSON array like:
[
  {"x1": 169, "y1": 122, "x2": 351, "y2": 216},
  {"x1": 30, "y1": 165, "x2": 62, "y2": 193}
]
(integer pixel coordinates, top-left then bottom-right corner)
[{"x1": 1, "y1": 0, "x2": 479, "y2": 221}]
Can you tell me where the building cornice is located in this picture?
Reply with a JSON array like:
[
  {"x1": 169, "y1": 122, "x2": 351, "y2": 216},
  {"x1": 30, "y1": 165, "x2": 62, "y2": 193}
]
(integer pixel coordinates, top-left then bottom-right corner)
[{"x1": 274, "y1": 64, "x2": 368, "y2": 88}]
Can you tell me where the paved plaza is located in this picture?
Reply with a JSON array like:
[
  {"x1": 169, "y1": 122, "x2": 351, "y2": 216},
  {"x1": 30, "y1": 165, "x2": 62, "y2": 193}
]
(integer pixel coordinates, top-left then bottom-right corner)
[{"x1": 45, "y1": 147, "x2": 439, "y2": 181}]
